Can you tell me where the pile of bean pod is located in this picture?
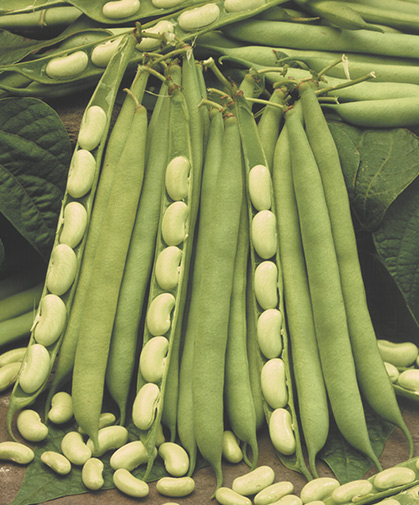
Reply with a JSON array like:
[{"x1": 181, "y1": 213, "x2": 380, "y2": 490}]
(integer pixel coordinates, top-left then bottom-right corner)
[{"x1": 2, "y1": 0, "x2": 419, "y2": 503}]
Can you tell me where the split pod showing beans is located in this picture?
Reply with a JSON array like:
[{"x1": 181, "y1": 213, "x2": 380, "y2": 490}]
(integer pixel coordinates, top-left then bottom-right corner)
[{"x1": 5, "y1": 31, "x2": 139, "y2": 441}]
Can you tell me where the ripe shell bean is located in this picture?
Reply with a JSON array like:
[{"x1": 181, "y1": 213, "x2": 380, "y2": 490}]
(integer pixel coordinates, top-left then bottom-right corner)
[
  {"x1": 110, "y1": 440, "x2": 156, "y2": 471},
  {"x1": 159, "y1": 442, "x2": 189, "y2": 477},
  {"x1": 275, "y1": 494, "x2": 303, "y2": 505},
  {"x1": 33, "y1": 294, "x2": 67, "y2": 347},
  {"x1": 254, "y1": 261, "x2": 279, "y2": 310},
  {"x1": 41, "y1": 451, "x2": 72, "y2": 475},
  {"x1": 257, "y1": 308, "x2": 283, "y2": 359},
  {"x1": 78, "y1": 105, "x2": 107, "y2": 151},
  {"x1": 113, "y1": 468, "x2": 149, "y2": 497},
  {"x1": 397, "y1": 369, "x2": 419, "y2": 392},
  {"x1": 0, "y1": 361, "x2": 22, "y2": 392},
  {"x1": 156, "y1": 476, "x2": 195, "y2": 497},
  {"x1": 17, "y1": 409, "x2": 48, "y2": 442},
  {"x1": 0, "y1": 441, "x2": 34, "y2": 464},
  {"x1": 222, "y1": 430, "x2": 243, "y2": 464},
  {"x1": 248, "y1": 164, "x2": 272, "y2": 211},
  {"x1": 60, "y1": 201, "x2": 88, "y2": 248},
  {"x1": 384, "y1": 362, "x2": 399, "y2": 383},
  {"x1": 269, "y1": 408, "x2": 296, "y2": 455},
  {"x1": 132, "y1": 382, "x2": 160, "y2": 430},
  {"x1": 78, "y1": 412, "x2": 116, "y2": 434},
  {"x1": 165, "y1": 156, "x2": 190, "y2": 201},
  {"x1": 215, "y1": 487, "x2": 252, "y2": 505},
  {"x1": 377, "y1": 340, "x2": 419, "y2": 367},
  {"x1": 178, "y1": 4, "x2": 220, "y2": 31},
  {"x1": 48, "y1": 391, "x2": 73, "y2": 424},
  {"x1": 67, "y1": 149, "x2": 96, "y2": 198},
  {"x1": 300, "y1": 477, "x2": 340, "y2": 503},
  {"x1": 155, "y1": 246, "x2": 182, "y2": 290},
  {"x1": 254, "y1": 481, "x2": 294, "y2": 505},
  {"x1": 161, "y1": 201, "x2": 189, "y2": 246},
  {"x1": 373, "y1": 467, "x2": 416, "y2": 490},
  {"x1": 261, "y1": 358, "x2": 288, "y2": 409},
  {"x1": 139, "y1": 336, "x2": 169, "y2": 383},
  {"x1": 19, "y1": 343, "x2": 50, "y2": 394},
  {"x1": 232, "y1": 465, "x2": 275, "y2": 496},
  {"x1": 61, "y1": 431, "x2": 92, "y2": 465},
  {"x1": 252, "y1": 210, "x2": 277, "y2": 259},
  {"x1": 82, "y1": 457, "x2": 104, "y2": 490},
  {"x1": 331, "y1": 480, "x2": 373, "y2": 504},
  {"x1": 87, "y1": 425, "x2": 129, "y2": 457},
  {"x1": 224, "y1": 0, "x2": 266, "y2": 11},
  {"x1": 46, "y1": 243, "x2": 77, "y2": 296},
  {"x1": 91, "y1": 36, "x2": 123, "y2": 67},
  {"x1": 138, "y1": 21, "x2": 175, "y2": 51},
  {"x1": 102, "y1": 0, "x2": 141, "y2": 19},
  {"x1": 146, "y1": 292, "x2": 176, "y2": 336},
  {"x1": 45, "y1": 51, "x2": 89, "y2": 80},
  {"x1": 0, "y1": 347, "x2": 26, "y2": 367}
]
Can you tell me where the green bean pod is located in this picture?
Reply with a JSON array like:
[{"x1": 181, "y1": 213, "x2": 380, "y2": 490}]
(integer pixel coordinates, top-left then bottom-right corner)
[{"x1": 6, "y1": 31, "x2": 139, "y2": 440}]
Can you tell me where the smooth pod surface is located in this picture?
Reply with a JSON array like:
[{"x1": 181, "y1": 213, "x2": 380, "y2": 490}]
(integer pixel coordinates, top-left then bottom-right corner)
[
  {"x1": 102, "y1": 0, "x2": 141, "y2": 19},
  {"x1": 132, "y1": 382, "x2": 160, "y2": 430},
  {"x1": 46, "y1": 244, "x2": 77, "y2": 296},
  {"x1": 67, "y1": 149, "x2": 97, "y2": 198},
  {"x1": 224, "y1": 0, "x2": 266, "y2": 11},
  {"x1": 19, "y1": 343, "x2": 50, "y2": 394},
  {"x1": 78, "y1": 105, "x2": 107, "y2": 151},
  {"x1": 257, "y1": 308, "x2": 283, "y2": 359},
  {"x1": 151, "y1": 0, "x2": 184, "y2": 6},
  {"x1": 45, "y1": 51, "x2": 89, "y2": 80},
  {"x1": 33, "y1": 294, "x2": 67, "y2": 347},
  {"x1": 17, "y1": 409, "x2": 48, "y2": 442},
  {"x1": 177, "y1": 4, "x2": 220, "y2": 31},
  {"x1": 60, "y1": 201, "x2": 88, "y2": 248},
  {"x1": 248, "y1": 164, "x2": 272, "y2": 211},
  {"x1": 232, "y1": 465, "x2": 276, "y2": 496},
  {"x1": 254, "y1": 261, "x2": 279, "y2": 310}
]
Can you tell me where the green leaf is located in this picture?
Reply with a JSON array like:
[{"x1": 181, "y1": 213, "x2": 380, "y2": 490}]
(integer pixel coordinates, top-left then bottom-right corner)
[
  {"x1": 320, "y1": 405, "x2": 394, "y2": 483},
  {"x1": 0, "y1": 97, "x2": 71, "y2": 261},
  {"x1": 328, "y1": 120, "x2": 419, "y2": 231},
  {"x1": 373, "y1": 176, "x2": 419, "y2": 330}
]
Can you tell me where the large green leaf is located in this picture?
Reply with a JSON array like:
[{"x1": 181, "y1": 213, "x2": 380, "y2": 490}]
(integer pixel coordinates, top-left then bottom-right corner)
[
  {"x1": 328, "y1": 120, "x2": 419, "y2": 231},
  {"x1": 0, "y1": 97, "x2": 71, "y2": 261}
]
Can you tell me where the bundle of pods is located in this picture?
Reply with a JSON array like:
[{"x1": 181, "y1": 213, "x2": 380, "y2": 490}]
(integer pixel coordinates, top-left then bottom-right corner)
[{"x1": 1, "y1": 11, "x2": 419, "y2": 505}]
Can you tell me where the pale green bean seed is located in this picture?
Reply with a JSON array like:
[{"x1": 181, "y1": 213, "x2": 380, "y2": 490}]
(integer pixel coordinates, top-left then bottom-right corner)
[
  {"x1": 78, "y1": 412, "x2": 116, "y2": 434},
  {"x1": 215, "y1": 487, "x2": 252, "y2": 505},
  {"x1": 102, "y1": 0, "x2": 140, "y2": 19},
  {"x1": 0, "y1": 362, "x2": 22, "y2": 392},
  {"x1": 222, "y1": 430, "x2": 243, "y2": 464},
  {"x1": 17, "y1": 409, "x2": 48, "y2": 442},
  {"x1": 304, "y1": 501, "x2": 325, "y2": 505},
  {"x1": 19, "y1": 343, "x2": 50, "y2": 394},
  {"x1": 82, "y1": 457, "x2": 104, "y2": 490},
  {"x1": 257, "y1": 308, "x2": 283, "y2": 359},
  {"x1": 110, "y1": 440, "x2": 157, "y2": 470},
  {"x1": 41, "y1": 451, "x2": 71, "y2": 475},
  {"x1": 138, "y1": 21, "x2": 175, "y2": 51},
  {"x1": 384, "y1": 362, "x2": 399, "y2": 383},
  {"x1": 269, "y1": 408, "x2": 296, "y2": 455},
  {"x1": 113, "y1": 468, "x2": 149, "y2": 498},
  {"x1": 0, "y1": 441, "x2": 34, "y2": 464},
  {"x1": 254, "y1": 481, "x2": 294, "y2": 505},
  {"x1": 274, "y1": 494, "x2": 303, "y2": 505},
  {"x1": 155, "y1": 247, "x2": 182, "y2": 290},
  {"x1": 233, "y1": 465, "x2": 275, "y2": 496},
  {"x1": 397, "y1": 369, "x2": 419, "y2": 392},
  {"x1": 165, "y1": 156, "x2": 190, "y2": 201},
  {"x1": 161, "y1": 201, "x2": 189, "y2": 246},
  {"x1": 156, "y1": 476, "x2": 195, "y2": 497},
  {"x1": 139, "y1": 336, "x2": 169, "y2": 383},
  {"x1": 375, "y1": 500, "x2": 400, "y2": 505},
  {"x1": 162, "y1": 503, "x2": 181, "y2": 505},
  {"x1": 45, "y1": 51, "x2": 89, "y2": 80},
  {"x1": 373, "y1": 467, "x2": 416, "y2": 490},
  {"x1": 48, "y1": 391, "x2": 73, "y2": 424},
  {"x1": 91, "y1": 36, "x2": 124, "y2": 67},
  {"x1": 78, "y1": 105, "x2": 107, "y2": 151},
  {"x1": 224, "y1": 0, "x2": 266, "y2": 11},
  {"x1": 377, "y1": 340, "x2": 419, "y2": 367},
  {"x1": 248, "y1": 164, "x2": 272, "y2": 211},
  {"x1": 331, "y1": 480, "x2": 373, "y2": 504},
  {"x1": 60, "y1": 201, "x2": 88, "y2": 248},
  {"x1": 0, "y1": 347, "x2": 26, "y2": 367},
  {"x1": 86, "y1": 425, "x2": 129, "y2": 457},
  {"x1": 67, "y1": 149, "x2": 96, "y2": 198},
  {"x1": 46, "y1": 243, "x2": 77, "y2": 296},
  {"x1": 178, "y1": 4, "x2": 220, "y2": 31},
  {"x1": 252, "y1": 210, "x2": 277, "y2": 259},
  {"x1": 61, "y1": 431, "x2": 92, "y2": 465},
  {"x1": 300, "y1": 477, "x2": 340, "y2": 503},
  {"x1": 254, "y1": 261, "x2": 279, "y2": 310},
  {"x1": 146, "y1": 292, "x2": 176, "y2": 336},
  {"x1": 151, "y1": 0, "x2": 184, "y2": 6},
  {"x1": 261, "y1": 358, "x2": 288, "y2": 409},
  {"x1": 159, "y1": 442, "x2": 189, "y2": 477},
  {"x1": 132, "y1": 382, "x2": 160, "y2": 430},
  {"x1": 33, "y1": 294, "x2": 67, "y2": 347}
]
